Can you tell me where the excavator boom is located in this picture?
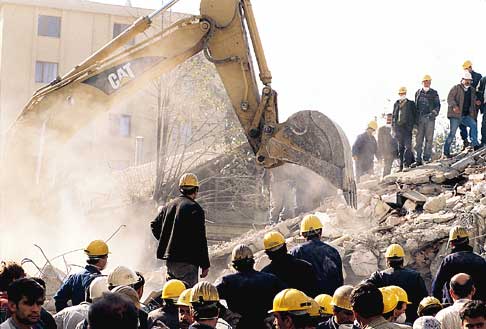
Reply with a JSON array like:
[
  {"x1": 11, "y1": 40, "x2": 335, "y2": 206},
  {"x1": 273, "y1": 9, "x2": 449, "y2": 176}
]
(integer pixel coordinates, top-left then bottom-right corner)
[{"x1": 2, "y1": 0, "x2": 357, "y2": 210}]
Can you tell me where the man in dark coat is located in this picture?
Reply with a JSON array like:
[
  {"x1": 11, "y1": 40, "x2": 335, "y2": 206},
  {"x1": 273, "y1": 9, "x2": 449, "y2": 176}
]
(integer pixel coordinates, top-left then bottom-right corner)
[
  {"x1": 432, "y1": 226, "x2": 486, "y2": 304},
  {"x1": 352, "y1": 121, "x2": 378, "y2": 181},
  {"x1": 392, "y1": 87, "x2": 416, "y2": 170},
  {"x1": 459, "y1": 60, "x2": 483, "y2": 148},
  {"x1": 377, "y1": 114, "x2": 398, "y2": 177},
  {"x1": 151, "y1": 173, "x2": 209, "y2": 288}
]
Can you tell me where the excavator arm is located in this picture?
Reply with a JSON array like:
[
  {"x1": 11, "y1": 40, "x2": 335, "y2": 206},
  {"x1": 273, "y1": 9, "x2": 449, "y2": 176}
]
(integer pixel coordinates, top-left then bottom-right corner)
[{"x1": 3, "y1": 0, "x2": 357, "y2": 208}]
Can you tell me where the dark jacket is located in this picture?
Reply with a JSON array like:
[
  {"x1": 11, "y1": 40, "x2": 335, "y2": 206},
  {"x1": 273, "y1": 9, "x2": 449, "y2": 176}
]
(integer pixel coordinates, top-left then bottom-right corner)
[
  {"x1": 477, "y1": 76, "x2": 486, "y2": 112},
  {"x1": 147, "y1": 304, "x2": 178, "y2": 329},
  {"x1": 366, "y1": 267, "x2": 428, "y2": 322},
  {"x1": 431, "y1": 245, "x2": 486, "y2": 304},
  {"x1": 352, "y1": 132, "x2": 378, "y2": 175},
  {"x1": 216, "y1": 269, "x2": 286, "y2": 328},
  {"x1": 290, "y1": 239, "x2": 344, "y2": 295},
  {"x1": 447, "y1": 84, "x2": 477, "y2": 119},
  {"x1": 392, "y1": 99, "x2": 416, "y2": 130},
  {"x1": 261, "y1": 253, "x2": 319, "y2": 297},
  {"x1": 415, "y1": 88, "x2": 440, "y2": 120},
  {"x1": 377, "y1": 126, "x2": 397, "y2": 160},
  {"x1": 472, "y1": 70, "x2": 482, "y2": 89},
  {"x1": 53, "y1": 265, "x2": 101, "y2": 312},
  {"x1": 151, "y1": 195, "x2": 210, "y2": 269}
]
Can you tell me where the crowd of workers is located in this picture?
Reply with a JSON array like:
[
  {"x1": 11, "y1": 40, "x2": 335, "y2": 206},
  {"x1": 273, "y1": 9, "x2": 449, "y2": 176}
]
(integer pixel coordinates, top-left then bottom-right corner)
[
  {"x1": 2, "y1": 173, "x2": 486, "y2": 329},
  {"x1": 352, "y1": 60, "x2": 486, "y2": 181}
]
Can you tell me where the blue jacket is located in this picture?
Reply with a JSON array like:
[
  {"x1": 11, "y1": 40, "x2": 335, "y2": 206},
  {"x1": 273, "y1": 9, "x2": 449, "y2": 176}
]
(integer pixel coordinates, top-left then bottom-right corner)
[
  {"x1": 432, "y1": 245, "x2": 486, "y2": 304},
  {"x1": 290, "y1": 239, "x2": 344, "y2": 295},
  {"x1": 53, "y1": 265, "x2": 102, "y2": 312},
  {"x1": 217, "y1": 269, "x2": 286, "y2": 328}
]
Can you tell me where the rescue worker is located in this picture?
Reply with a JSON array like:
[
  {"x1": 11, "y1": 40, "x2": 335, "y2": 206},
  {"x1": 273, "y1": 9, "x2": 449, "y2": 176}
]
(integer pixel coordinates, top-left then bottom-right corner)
[
  {"x1": 444, "y1": 71, "x2": 480, "y2": 157},
  {"x1": 459, "y1": 300, "x2": 486, "y2": 329},
  {"x1": 87, "y1": 293, "x2": 138, "y2": 329},
  {"x1": 148, "y1": 279, "x2": 186, "y2": 329},
  {"x1": 264, "y1": 166, "x2": 297, "y2": 224},
  {"x1": 414, "y1": 75, "x2": 440, "y2": 165},
  {"x1": 269, "y1": 288, "x2": 312, "y2": 329},
  {"x1": 291, "y1": 215, "x2": 344, "y2": 295},
  {"x1": 432, "y1": 226, "x2": 486, "y2": 303},
  {"x1": 392, "y1": 87, "x2": 416, "y2": 170},
  {"x1": 314, "y1": 294, "x2": 333, "y2": 322},
  {"x1": 380, "y1": 288, "x2": 410, "y2": 328},
  {"x1": 377, "y1": 114, "x2": 398, "y2": 177},
  {"x1": 151, "y1": 173, "x2": 210, "y2": 288},
  {"x1": 350, "y1": 283, "x2": 401, "y2": 329},
  {"x1": 108, "y1": 266, "x2": 141, "y2": 291},
  {"x1": 175, "y1": 289, "x2": 194, "y2": 329},
  {"x1": 112, "y1": 285, "x2": 148, "y2": 329},
  {"x1": 54, "y1": 240, "x2": 109, "y2": 311},
  {"x1": 416, "y1": 297, "x2": 442, "y2": 317},
  {"x1": 54, "y1": 277, "x2": 109, "y2": 329},
  {"x1": 352, "y1": 121, "x2": 378, "y2": 181},
  {"x1": 435, "y1": 273, "x2": 475, "y2": 329},
  {"x1": 188, "y1": 282, "x2": 220, "y2": 329},
  {"x1": 380, "y1": 287, "x2": 410, "y2": 326},
  {"x1": 307, "y1": 299, "x2": 326, "y2": 328},
  {"x1": 366, "y1": 244, "x2": 427, "y2": 323},
  {"x1": 412, "y1": 316, "x2": 441, "y2": 329},
  {"x1": 216, "y1": 244, "x2": 286, "y2": 328},
  {"x1": 261, "y1": 231, "x2": 319, "y2": 297},
  {"x1": 318, "y1": 285, "x2": 355, "y2": 329}
]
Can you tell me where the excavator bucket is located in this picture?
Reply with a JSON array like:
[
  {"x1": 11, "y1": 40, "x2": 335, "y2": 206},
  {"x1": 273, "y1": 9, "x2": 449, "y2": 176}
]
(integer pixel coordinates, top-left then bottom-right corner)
[{"x1": 266, "y1": 111, "x2": 357, "y2": 208}]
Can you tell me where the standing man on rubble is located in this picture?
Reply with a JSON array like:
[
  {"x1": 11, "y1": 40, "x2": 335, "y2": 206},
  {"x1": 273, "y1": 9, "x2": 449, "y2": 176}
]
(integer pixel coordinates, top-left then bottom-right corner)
[
  {"x1": 291, "y1": 215, "x2": 343, "y2": 295},
  {"x1": 414, "y1": 75, "x2": 440, "y2": 165},
  {"x1": 352, "y1": 121, "x2": 378, "y2": 181},
  {"x1": 444, "y1": 72, "x2": 480, "y2": 157},
  {"x1": 151, "y1": 173, "x2": 210, "y2": 288},
  {"x1": 54, "y1": 240, "x2": 109, "y2": 312},
  {"x1": 432, "y1": 226, "x2": 486, "y2": 304},
  {"x1": 365, "y1": 244, "x2": 427, "y2": 323},
  {"x1": 392, "y1": 87, "x2": 416, "y2": 171},
  {"x1": 377, "y1": 114, "x2": 398, "y2": 177}
]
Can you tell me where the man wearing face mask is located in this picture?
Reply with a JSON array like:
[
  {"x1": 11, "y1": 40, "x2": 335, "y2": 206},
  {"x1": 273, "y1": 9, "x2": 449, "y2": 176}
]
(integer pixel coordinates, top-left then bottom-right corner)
[
  {"x1": 380, "y1": 288, "x2": 411, "y2": 329},
  {"x1": 444, "y1": 71, "x2": 480, "y2": 158},
  {"x1": 317, "y1": 286, "x2": 355, "y2": 329},
  {"x1": 458, "y1": 61, "x2": 482, "y2": 149},
  {"x1": 413, "y1": 75, "x2": 440, "y2": 165},
  {"x1": 392, "y1": 87, "x2": 416, "y2": 171},
  {"x1": 377, "y1": 114, "x2": 398, "y2": 177}
]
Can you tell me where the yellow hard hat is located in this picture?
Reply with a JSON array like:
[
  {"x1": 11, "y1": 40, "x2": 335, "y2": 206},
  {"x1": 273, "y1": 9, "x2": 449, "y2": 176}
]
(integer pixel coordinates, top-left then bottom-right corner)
[
  {"x1": 270, "y1": 289, "x2": 312, "y2": 313},
  {"x1": 368, "y1": 121, "x2": 378, "y2": 131},
  {"x1": 300, "y1": 214, "x2": 323, "y2": 234},
  {"x1": 231, "y1": 244, "x2": 254, "y2": 262},
  {"x1": 398, "y1": 86, "x2": 407, "y2": 94},
  {"x1": 315, "y1": 294, "x2": 333, "y2": 315},
  {"x1": 175, "y1": 288, "x2": 192, "y2": 307},
  {"x1": 108, "y1": 266, "x2": 139, "y2": 288},
  {"x1": 264, "y1": 231, "x2": 286, "y2": 251},
  {"x1": 190, "y1": 281, "x2": 219, "y2": 303},
  {"x1": 308, "y1": 298, "x2": 323, "y2": 317},
  {"x1": 162, "y1": 279, "x2": 186, "y2": 300},
  {"x1": 463, "y1": 60, "x2": 473, "y2": 69},
  {"x1": 422, "y1": 75, "x2": 432, "y2": 82},
  {"x1": 449, "y1": 226, "x2": 469, "y2": 242},
  {"x1": 385, "y1": 244, "x2": 405, "y2": 258},
  {"x1": 331, "y1": 285, "x2": 354, "y2": 311},
  {"x1": 380, "y1": 287, "x2": 399, "y2": 314},
  {"x1": 417, "y1": 296, "x2": 442, "y2": 316},
  {"x1": 179, "y1": 173, "x2": 199, "y2": 187},
  {"x1": 84, "y1": 240, "x2": 109, "y2": 257},
  {"x1": 384, "y1": 286, "x2": 411, "y2": 304}
]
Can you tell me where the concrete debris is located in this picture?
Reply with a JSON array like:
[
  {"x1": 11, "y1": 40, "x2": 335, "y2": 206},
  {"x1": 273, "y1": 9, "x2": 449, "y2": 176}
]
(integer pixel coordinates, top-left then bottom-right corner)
[
  {"x1": 349, "y1": 246, "x2": 378, "y2": 277},
  {"x1": 403, "y1": 200, "x2": 418, "y2": 212},
  {"x1": 424, "y1": 195, "x2": 447, "y2": 213}
]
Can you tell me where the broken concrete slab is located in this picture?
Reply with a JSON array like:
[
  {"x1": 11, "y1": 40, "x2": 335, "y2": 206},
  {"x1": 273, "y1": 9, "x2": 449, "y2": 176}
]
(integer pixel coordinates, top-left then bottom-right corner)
[
  {"x1": 417, "y1": 212, "x2": 456, "y2": 223},
  {"x1": 403, "y1": 200, "x2": 418, "y2": 212},
  {"x1": 349, "y1": 246, "x2": 378, "y2": 277},
  {"x1": 424, "y1": 195, "x2": 447, "y2": 213},
  {"x1": 469, "y1": 173, "x2": 485, "y2": 182}
]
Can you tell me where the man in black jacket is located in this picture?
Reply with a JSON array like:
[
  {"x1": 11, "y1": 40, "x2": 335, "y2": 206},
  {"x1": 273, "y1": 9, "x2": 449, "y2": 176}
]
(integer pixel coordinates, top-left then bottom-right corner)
[
  {"x1": 365, "y1": 243, "x2": 427, "y2": 323},
  {"x1": 392, "y1": 87, "x2": 416, "y2": 170},
  {"x1": 261, "y1": 231, "x2": 319, "y2": 297},
  {"x1": 432, "y1": 226, "x2": 486, "y2": 304},
  {"x1": 151, "y1": 173, "x2": 209, "y2": 288}
]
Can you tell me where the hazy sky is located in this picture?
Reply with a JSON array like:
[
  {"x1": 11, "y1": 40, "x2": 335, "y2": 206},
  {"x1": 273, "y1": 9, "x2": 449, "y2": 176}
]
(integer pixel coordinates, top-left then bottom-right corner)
[{"x1": 93, "y1": 0, "x2": 486, "y2": 141}]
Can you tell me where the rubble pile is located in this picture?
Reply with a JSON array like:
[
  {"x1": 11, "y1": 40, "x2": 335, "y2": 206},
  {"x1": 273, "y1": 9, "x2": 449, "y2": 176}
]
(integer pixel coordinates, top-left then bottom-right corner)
[{"x1": 208, "y1": 148, "x2": 486, "y2": 287}]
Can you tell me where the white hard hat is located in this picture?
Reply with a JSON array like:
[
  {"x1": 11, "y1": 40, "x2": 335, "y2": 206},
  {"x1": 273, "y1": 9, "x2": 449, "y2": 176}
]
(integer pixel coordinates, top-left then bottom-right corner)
[
  {"x1": 108, "y1": 266, "x2": 139, "y2": 288},
  {"x1": 463, "y1": 70, "x2": 473, "y2": 80},
  {"x1": 89, "y1": 276, "x2": 109, "y2": 301}
]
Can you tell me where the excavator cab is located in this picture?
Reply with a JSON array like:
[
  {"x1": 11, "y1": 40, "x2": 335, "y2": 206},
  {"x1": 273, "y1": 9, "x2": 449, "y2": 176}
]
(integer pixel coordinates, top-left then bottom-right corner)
[{"x1": 2, "y1": 0, "x2": 356, "y2": 211}]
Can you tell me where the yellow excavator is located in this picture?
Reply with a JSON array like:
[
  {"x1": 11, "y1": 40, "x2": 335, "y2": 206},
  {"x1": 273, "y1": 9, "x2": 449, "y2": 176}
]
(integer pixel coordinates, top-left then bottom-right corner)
[{"x1": 2, "y1": 0, "x2": 357, "y2": 214}]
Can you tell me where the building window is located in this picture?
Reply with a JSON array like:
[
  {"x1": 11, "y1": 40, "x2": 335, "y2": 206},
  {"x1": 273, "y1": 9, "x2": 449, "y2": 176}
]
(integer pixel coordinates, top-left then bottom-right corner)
[
  {"x1": 113, "y1": 23, "x2": 135, "y2": 45},
  {"x1": 38, "y1": 15, "x2": 61, "y2": 38},
  {"x1": 35, "y1": 61, "x2": 58, "y2": 83},
  {"x1": 109, "y1": 114, "x2": 131, "y2": 137}
]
